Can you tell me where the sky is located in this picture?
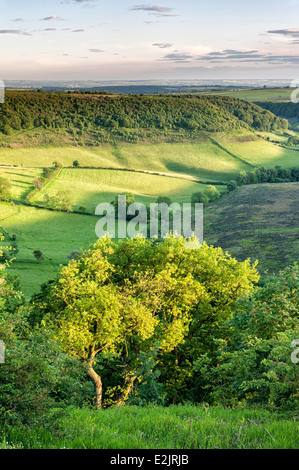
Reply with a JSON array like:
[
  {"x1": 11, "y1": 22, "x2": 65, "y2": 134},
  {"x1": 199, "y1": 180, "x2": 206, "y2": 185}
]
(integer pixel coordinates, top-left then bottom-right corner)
[{"x1": 1, "y1": 0, "x2": 299, "y2": 80}]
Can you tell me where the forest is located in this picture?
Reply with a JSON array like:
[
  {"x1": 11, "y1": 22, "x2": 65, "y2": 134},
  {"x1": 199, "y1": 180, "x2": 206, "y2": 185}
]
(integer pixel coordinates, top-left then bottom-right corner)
[{"x1": 0, "y1": 91, "x2": 289, "y2": 146}]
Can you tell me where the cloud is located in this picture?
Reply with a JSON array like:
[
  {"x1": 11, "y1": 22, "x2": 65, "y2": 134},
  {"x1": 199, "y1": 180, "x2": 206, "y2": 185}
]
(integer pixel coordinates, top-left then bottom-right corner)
[
  {"x1": 40, "y1": 15, "x2": 62, "y2": 21},
  {"x1": 202, "y1": 50, "x2": 263, "y2": 61},
  {"x1": 158, "y1": 47, "x2": 299, "y2": 67},
  {"x1": 152, "y1": 42, "x2": 173, "y2": 48},
  {"x1": 130, "y1": 4, "x2": 177, "y2": 16},
  {"x1": 11, "y1": 18, "x2": 24, "y2": 22},
  {"x1": 62, "y1": 0, "x2": 98, "y2": 3},
  {"x1": 131, "y1": 4, "x2": 173, "y2": 13},
  {"x1": 159, "y1": 52, "x2": 193, "y2": 62},
  {"x1": 267, "y1": 28, "x2": 299, "y2": 38},
  {"x1": 0, "y1": 29, "x2": 31, "y2": 36},
  {"x1": 72, "y1": 29, "x2": 85, "y2": 32},
  {"x1": 197, "y1": 49, "x2": 299, "y2": 65},
  {"x1": 89, "y1": 48, "x2": 105, "y2": 52}
]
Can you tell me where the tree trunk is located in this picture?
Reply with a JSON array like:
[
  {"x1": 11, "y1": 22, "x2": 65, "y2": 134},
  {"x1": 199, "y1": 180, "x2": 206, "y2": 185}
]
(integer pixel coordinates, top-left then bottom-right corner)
[
  {"x1": 87, "y1": 361, "x2": 103, "y2": 409},
  {"x1": 115, "y1": 373, "x2": 137, "y2": 407}
]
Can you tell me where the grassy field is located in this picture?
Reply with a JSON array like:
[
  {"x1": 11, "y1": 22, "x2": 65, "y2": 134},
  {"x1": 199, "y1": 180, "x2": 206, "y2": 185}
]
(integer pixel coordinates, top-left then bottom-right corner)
[
  {"x1": 0, "y1": 202, "x2": 98, "y2": 297},
  {"x1": 213, "y1": 87, "x2": 294, "y2": 102},
  {"x1": 0, "y1": 134, "x2": 298, "y2": 182},
  {"x1": 31, "y1": 168, "x2": 224, "y2": 213},
  {"x1": 0, "y1": 166, "x2": 42, "y2": 200},
  {"x1": 1, "y1": 404, "x2": 297, "y2": 449}
]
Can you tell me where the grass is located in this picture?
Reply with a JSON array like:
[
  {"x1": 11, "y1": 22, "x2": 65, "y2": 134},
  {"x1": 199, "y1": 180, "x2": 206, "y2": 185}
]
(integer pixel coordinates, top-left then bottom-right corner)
[
  {"x1": 0, "y1": 133, "x2": 297, "y2": 182},
  {"x1": 0, "y1": 166, "x2": 42, "y2": 200},
  {"x1": 1, "y1": 404, "x2": 297, "y2": 449},
  {"x1": 213, "y1": 87, "x2": 294, "y2": 102},
  {"x1": 31, "y1": 168, "x2": 224, "y2": 213},
  {"x1": 215, "y1": 137, "x2": 299, "y2": 168},
  {"x1": 0, "y1": 202, "x2": 98, "y2": 297}
]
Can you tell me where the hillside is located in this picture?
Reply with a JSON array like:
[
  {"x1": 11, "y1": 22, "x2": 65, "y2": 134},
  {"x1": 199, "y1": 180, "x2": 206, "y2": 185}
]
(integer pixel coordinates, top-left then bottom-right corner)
[
  {"x1": 0, "y1": 91, "x2": 289, "y2": 148},
  {"x1": 204, "y1": 182, "x2": 299, "y2": 274},
  {"x1": 0, "y1": 91, "x2": 298, "y2": 297}
]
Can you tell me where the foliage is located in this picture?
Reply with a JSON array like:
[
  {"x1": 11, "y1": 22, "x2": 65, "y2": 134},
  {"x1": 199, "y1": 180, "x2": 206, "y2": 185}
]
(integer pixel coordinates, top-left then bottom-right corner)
[
  {"x1": 33, "y1": 236, "x2": 259, "y2": 407},
  {"x1": 0, "y1": 177, "x2": 11, "y2": 201},
  {"x1": 203, "y1": 185, "x2": 221, "y2": 201},
  {"x1": 191, "y1": 191, "x2": 209, "y2": 205},
  {"x1": 0, "y1": 91, "x2": 289, "y2": 147},
  {"x1": 236, "y1": 166, "x2": 299, "y2": 186},
  {"x1": 0, "y1": 258, "x2": 91, "y2": 426},
  {"x1": 33, "y1": 250, "x2": 44, "y2": 263},
  {"x1": 193, "y1": 264, "x2": 299, "y2": 410}
]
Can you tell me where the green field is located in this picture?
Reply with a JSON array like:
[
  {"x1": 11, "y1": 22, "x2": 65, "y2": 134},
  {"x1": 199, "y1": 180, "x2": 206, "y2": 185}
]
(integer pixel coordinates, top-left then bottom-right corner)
[
  {"x1": 0, "y1": 134, "x2": 298, "y2": 180},
  {"x1": 0, "y1": 202, "x2": 98, "y2": 297},
  {"x1": 31, "y1": 168, "x2": 224, "y2": 212},
  {"x1": 2, "y1": 404, "x2": 297, "y2": 449},
  {"x1": 0, "y1": 166, "x2": 42, "y2": 200},
  {"x1": 213, "y1": 87, "x2": 294, "y2": 102}
]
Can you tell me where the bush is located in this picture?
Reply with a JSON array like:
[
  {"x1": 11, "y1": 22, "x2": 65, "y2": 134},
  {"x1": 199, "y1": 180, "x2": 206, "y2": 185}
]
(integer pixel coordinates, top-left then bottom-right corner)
[{"x1": 193, "y1": 264, "x2": 299, "y2": 410}]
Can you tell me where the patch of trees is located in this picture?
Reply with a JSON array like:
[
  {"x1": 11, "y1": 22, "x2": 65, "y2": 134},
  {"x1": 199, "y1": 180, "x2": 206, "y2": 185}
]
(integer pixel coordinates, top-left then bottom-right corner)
[
  {"x1": 256, "y1": 101, "x2": 299, "y2": 120},
  {"x1": 227, "y1": 166, "x2": 299, "y2": 191},
  {"x1": 0, "y1": 91, "x2": 289, "y2": 145}
]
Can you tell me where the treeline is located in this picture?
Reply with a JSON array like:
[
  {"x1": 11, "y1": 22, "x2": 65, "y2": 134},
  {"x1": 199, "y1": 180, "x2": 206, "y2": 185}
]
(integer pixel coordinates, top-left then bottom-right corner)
[
  {"x1": 227, "y1": 165, "x2": 299, "y2": 191},
  {"x1": 0, "y1": 91, "x2": 289, "y2": 145},
  {"x1": 256, "y1": 101, "x2": 299, "y2": 120}
]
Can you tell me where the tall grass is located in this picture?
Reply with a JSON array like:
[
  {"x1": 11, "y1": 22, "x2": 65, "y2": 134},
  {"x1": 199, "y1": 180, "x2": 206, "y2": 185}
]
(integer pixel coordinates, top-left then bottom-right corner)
[{"x1": 1, "y1": 405, "x2": 297, "y2": 449}]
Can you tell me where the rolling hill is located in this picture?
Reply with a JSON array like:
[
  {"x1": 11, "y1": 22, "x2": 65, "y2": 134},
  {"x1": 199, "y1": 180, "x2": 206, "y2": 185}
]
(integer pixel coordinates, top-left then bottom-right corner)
[{"x1": 204, "y1": 182, "x2": 299, "y2": 274}]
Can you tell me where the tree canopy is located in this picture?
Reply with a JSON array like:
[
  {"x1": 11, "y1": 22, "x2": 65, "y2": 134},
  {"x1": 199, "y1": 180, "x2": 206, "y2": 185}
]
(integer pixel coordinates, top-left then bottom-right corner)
[{"x1": 34, "y1": 236, "x2": 259, "y2": 407}]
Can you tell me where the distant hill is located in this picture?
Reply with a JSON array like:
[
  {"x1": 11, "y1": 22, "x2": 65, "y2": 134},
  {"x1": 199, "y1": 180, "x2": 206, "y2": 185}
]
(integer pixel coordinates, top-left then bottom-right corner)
[
  {"x1": 204, "y1": 182, "x2": 299, "y2": 274},
  {"x1": 0, "y1": 91, "x2": 289, "y2": 147}
]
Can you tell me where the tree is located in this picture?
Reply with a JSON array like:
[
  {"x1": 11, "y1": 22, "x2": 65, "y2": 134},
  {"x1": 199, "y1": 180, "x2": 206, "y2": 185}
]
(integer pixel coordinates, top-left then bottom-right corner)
[
  {"x1": 227, "y1": 180, "x2": 237, "y2": 192},
  {"x1": 112, "y1": 192, "x2": 135, "y2": 221},
  {"x1": 36, "y1": 236, "x2": 259, "y2": 408},
  {"x1": 237, "y1": 171, "x2": 248, "y2": 185},
  {"x1": 203, "y1": 185, "x2": 220, "y2": 202},
  {"x1": 73, "y1": 160, "x2": 80, "y2": 168},
  {"x1": 191, "y1": 191, "x2": 209, "y2": 206},
  {"x1": 156, "y1": 196, "x2": 172, "y2": 205},
  {"x1": 33, "y1": 250, "x2": 44, "y2": 263},
  {"x1": 67, "y1": 249, "x2": 82, "y2": 261},
  {"x1": 193, "y1": 264, "x2": 299, "y2": 410},
  {"x1": 33, "y1": 177, "x2": 43, "y2": 190},
  {"x1": 0, "y1": 177, "x2": 11, "y2": 201}
]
